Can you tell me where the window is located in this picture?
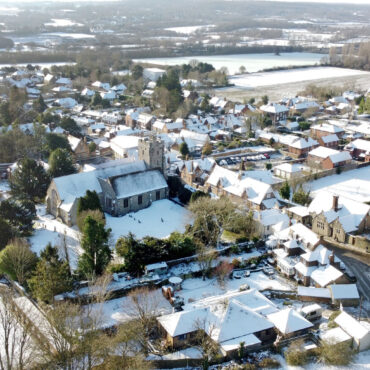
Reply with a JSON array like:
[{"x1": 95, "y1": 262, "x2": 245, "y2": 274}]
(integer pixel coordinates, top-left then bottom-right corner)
[
  {"x1": 156, "y1": 191, "x2": 160, "y2": 200},
  {"x1": 316, "y1": 221, "x2": 325, "y2": 230},
  {"x1": 177, "y1": 334, "x2": 186, "y2": 340},
  {"x1": 106, "y1": 197, "x2": 112, "y2": 208},
  {"x1": 124, "y1": 198, "x2": 128, "y2": 208},
  {"x1": 138, "y1": 195, "x2": 142, "y2": 205}
]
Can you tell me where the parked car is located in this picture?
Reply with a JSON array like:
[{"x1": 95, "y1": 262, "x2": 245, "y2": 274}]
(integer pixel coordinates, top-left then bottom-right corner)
[
  {"x1": 244, "y1": 270, "x2": 250, "y2": 277},
  {"x1": 263, "y1": 267, "x2": 274, "y2": 276},
  {"x1": 284, "y1": 156, "x2": 292, "y2": 160},
  {"x1": 233, "y1": 271, "x2": 242, "y2": 279},
  {"x1": 263, "y1": 153, "x2": 270, "y2": 159}
]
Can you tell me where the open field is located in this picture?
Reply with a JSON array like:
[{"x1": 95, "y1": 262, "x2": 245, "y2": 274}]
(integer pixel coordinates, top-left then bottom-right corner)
[{"x1": 214, "y1": 68, "x2": 370, "y2": 102}]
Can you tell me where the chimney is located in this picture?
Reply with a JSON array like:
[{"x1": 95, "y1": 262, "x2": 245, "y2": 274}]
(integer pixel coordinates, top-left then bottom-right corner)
[
  {"x1": 329, "y1": 252, "x2": 335, "y2": 265},
  {"x1": 332, "y1": 195, "x2": 339, "y2": 212}
]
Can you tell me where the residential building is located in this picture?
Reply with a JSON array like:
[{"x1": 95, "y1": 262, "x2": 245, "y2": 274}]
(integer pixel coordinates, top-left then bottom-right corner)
[
  {"x1": 259, "y1": 103, "x2": 289, "y2": 124},
  {"x1": 288, "y1": 137, "x2": 319, "y2": 158},
  {"x1": 307, "y1": 146, "x2": 352, "y2": 169},
  {"x1": 345, "y1": 139, "x2": 370, "y2": 161},
  {"x1": 310, "y1": 123, "x2": 345, "y2": 139}
]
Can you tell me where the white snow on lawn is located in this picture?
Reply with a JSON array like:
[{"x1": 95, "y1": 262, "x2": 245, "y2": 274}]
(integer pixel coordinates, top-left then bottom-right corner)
[
  {"x1": 229, "y1": 67, "x2": 370, "y2": 88},
  {"x1": 106, "y1": 199, "x2": 192, "y2": 241},
  {"x1": 304, "y1": 166, "x2": 370, "y2": 203},
  {"x1": 179, "y1": 272, "x2": 294, "y2": 304}
]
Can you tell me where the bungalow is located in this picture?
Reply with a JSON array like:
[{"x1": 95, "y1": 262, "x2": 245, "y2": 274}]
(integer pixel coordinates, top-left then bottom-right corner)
[
  {"x1": 307, "y1": 147, "x2": 352, "y2": 169},
  {"x1": 267, "y1": 308, "x2": 313, "y2": 339}
]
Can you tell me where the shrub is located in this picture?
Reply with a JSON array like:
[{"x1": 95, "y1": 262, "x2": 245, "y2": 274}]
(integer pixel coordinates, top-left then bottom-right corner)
[
  {"x1": 230, "y1": 245, "x2": 240, "y2": 254},
  {"x1": 285, "y1": 339, "x2": 308, "y2": 366},
  {"x1": 258, "y1": 357, "x2": 280, "y2": 368},
  {"x1": 108, "y1": 263, "x2": 126, "y2": 274},
  {"x1": 336, "y1": 166, "x2": 342, "y2": 175},
  {"x1": 231, "y1": 258, "x2": 241, "y2": 268},
  {"x1": 319, "y1": 340, "x2": 354, "y2": 366}
]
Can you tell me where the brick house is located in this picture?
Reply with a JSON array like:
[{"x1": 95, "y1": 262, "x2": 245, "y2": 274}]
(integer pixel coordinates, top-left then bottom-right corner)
[
  {"x1": 67, "y1": 135, "x2": 91, "y2": 161},
  {"x1": 310, "y1": 123, "x2": 345, "y2": 140},
  {"x1": 179, "y1": 157, "x2": 216, "y2": 188},
  {"x1": 307, "y1": 146, "x2": 352, "y2": 169},
  {"x1": 259, "y1": 103, "x2": 289, "y2": 125},
  {"x1": 288, "y1": 137, "x2": 319, "y2": 158},
  {"x1": 345, "y1": 139, "x2": 370, "y2": 161},
  {"x1": 318, "y1": 134, "x2": 339, "y2": 149}
]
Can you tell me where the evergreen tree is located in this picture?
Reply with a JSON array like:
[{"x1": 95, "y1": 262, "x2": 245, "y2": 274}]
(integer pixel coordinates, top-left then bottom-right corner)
[
  {"x1": 10, "y1": 158, "x2": 50, "y2": 202},
  {"x1": 179, "y1": 142, "x2": 189, "y2": 158},
  {"x1": 292, "y1": 186, "x2": 310, "y2": 206},
  {"x1": 28, "y1": 244, "x2": 73, "y2": 303},
  {"x1": 43, "y1": 133, "x2": 71, "y2": 156},
  {"x1": 60, "y1": 117, "x2": 80, "y2": 136},
  {"x1": 48, "y1": 148, "x2": 76, "y2": 178},
  {"x1": 91, "y1": 92, "x2": 102, "y2": 107},
  {"x1": 0, "y1": 199, "x2": 36, "y2": 237},
  {"x1": 77, "y1": 190, "x2": 102, "y2": 215},
  {"x1": 279, "y1": 181, "x2": 291, "y2": 200},
  {"x1": 131, "y1": 64, "x2": 143, "y2": 80},
  {"x1": 78, "y1": 216, "x2": 111, "y2": 278},
  {"x1": 32, "y1": 95, "x2": 47, "y2": 113},
  {"x1": 0, "y1": 218, "x2": 12, "y2": 250}
]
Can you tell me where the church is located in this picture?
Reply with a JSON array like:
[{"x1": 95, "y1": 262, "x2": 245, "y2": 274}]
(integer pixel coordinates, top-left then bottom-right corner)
[{"x1": 46, "y1": 137, "x2": 168, "y2": 226}]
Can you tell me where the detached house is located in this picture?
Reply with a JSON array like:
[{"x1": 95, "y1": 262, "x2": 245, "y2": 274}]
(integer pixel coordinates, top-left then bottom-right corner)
[
  {"x1": 307, "y1": 147, "x2": 352, "y2": 169},
  {"x1": 310, "y1": 123, "x2": 345, "y2": 139},
  {"x1": 288, "y1": 137, "x2": 319, "y2": 158},
  {"x1": 179, "y1": 158, "x2": 216, "y2": 188},
  {"x1": 259, "y1": 103, "x2": 289, "y2": 125},
  {"x1": 67, "y1": 135, "x2": 91, "y2": 161},
  {"x1": 309, "y1": 192, "x2": 370, "y2": 244},
  {"x1": 345, "y1": 139, "x2": 370, "y2": 162}
]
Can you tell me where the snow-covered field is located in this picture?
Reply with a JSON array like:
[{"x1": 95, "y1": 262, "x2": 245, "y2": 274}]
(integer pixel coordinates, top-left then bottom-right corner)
[
  {"x1": 135, "y1": 52, "x2": 324, "y2": 75},
  {"x1": 106, "y1": 199, "x2": 192, "y2": 241},
  {"x1": 229, "y1": 66, "x2": 370, "y2": 88},
  {"x1": 165, "y1": 25, "x2": 215, "y2": 34},
  {"x1": 304, "y1": 166, "x2": 370, "y2": 203},
  {"x1": 44, "y1": 18, "x2": 83, "y2": 27}
]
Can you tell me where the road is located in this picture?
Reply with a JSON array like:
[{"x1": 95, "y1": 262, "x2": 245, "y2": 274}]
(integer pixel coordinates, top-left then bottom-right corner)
[{"x1": 328, "y1": 244, "x2": 370, "y2": 315}]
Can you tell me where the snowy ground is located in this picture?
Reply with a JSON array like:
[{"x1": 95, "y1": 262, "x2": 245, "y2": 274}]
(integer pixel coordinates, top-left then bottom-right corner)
[
  {"x1": 106, "y1": 199, "x2": 192, "y2": 241},
  {"x1": 30, "y1": 200, "x2": 192, "y2": 271},
  {"x1": 304, "y1": 166, "x2": 370, "y2": 203},
  {"x1": 228, "y1": 66, "x2": 370, "y2": 89}
]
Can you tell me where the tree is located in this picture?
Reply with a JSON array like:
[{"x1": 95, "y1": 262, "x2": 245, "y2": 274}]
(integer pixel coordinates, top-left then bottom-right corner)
[
  {"x1": 78, "y1": 216, "x2": 112, "y2": 278},
  {"x1": 292, "y1": 186, "x2": 310, "y2": 206},
  {"x1": 88, "y1": 142, "x2": 97, "y2": 153},
  {"x1": 0, "y1": 238, "x2": 38, "y2": 285},
  {"x1": 43, "y1": 133, "x2": 71, "y2": 157},
  {"x1": 0, "y1": 287, "x2": 37, "y2": 369},
  {"x1": 202, "y1": 142, "x2": 213, "y2": 156},
  {"x1": 214, "y1": 261, "x2": 233, "y2": 288},
  {"x1": 179, "y1": 141, "x2": 189, "y2": 158},
  {"x1": 0, "y1": 199, "x2": 36, "y2": 237},
  {"x1": 77, "y1": 190, "x2": 102, "y2": 215},
  {"x1": 190, "y1": 191, "x2": 210, "y2": 203},
  {"x1": 91, "y1": 92, "x2": 103, "y2": 107},
  {"x1": 239, "y1": 65, "x2": 246, "y2": 74},
  {"x1": 0, "y1": 219, "x2": 12, "y2": 251},
  {"x1": 77, "y1": 209, "x2": 105, "y2": 232},
  {"x1": 32, "y1": 95, "x2": 47, "y2": 113},
  {"x1": 279, "y1": 181, "x2": 290, "y2": 200},
  {"x1": 131, "y1": 64, "x2": 143, "y2": 80},
  {"x1": 262, "y1": 95, "x2": 269, "y2": 105},
  {"x1": 60, "y1": 117, "x2": 80, "y2": 136},
  {"x1": 28, "y1": 244, "x2": 73, "y2": 303},
  {"x1": 265, "y1": 163, "x2": 272, "y2": 170},
  {"x1": 48, "y1": 148, "x2": 76, "y2": 178},
  {"x1": 10, "y1": 158, "x2": 50, "y2": 202}
]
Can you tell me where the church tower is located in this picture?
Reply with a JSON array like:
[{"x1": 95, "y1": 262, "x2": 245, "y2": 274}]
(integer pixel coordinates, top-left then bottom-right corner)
[{"x1": 138, "y1": 136, "x2": 166, "y2": 176}]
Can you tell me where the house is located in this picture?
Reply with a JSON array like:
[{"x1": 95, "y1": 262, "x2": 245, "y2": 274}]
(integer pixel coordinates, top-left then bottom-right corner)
[
  {"x1": 55, "y1": 97, "x2": 77, "y2": 109},
  {"x1": 92, "y1": 81, "x2": 110, "y2": 91},
  {"x1": 254, "y1": 209, "x2": 290, "y2": 237},
  {"x1": 206, "y1": 165, "x2": 278, "y2": 211},
  {"x1": 67, "y1": 135, "x2": 91, "y2": 161},
  {"x1": 179, "y1": 157, "x2": 216, "y2": 188},
  {"x1": 137, "y1": 113, "x2": 155, "y2": 130},
  {"x1": 310, "y1": 123, "x2": 345, "y2": 139},
  {"x1": 178, "y1": 129, "x2": 210, "y2": 152},
  {"x1": 309, "y1": 192, "x2": 370, "y2": 244},
  {"x1": 267, "y1": 308, "x2": 313, "y2": 339},
  {"x1": 259, "y1": 103, "x2": 289, "y2": 124},
  {"x1": 110, "y1": 135, "x2": 140, "y2": 159},
  {"x1": 145, "y1": 262, "x2": 168, "y2": 275},
  {"x1": 310, "y1": 264, "x2": 347, "y2": 288},
  {"x1": 297, "y1": 286, "x2": 332, "y2": 304},
  {"x1": 345, "y1": 139, "x2": 370, "y2": 161},
  {"x1": 335, "y1": 311, "x2": 370, "y2": 351},
  {"x1": 320, "y1": 327, "x2": 353, "y2": 346},
  {"x1": 153, "y1": 119, "x2": 184, "y2": 134},
  {"x1": 329, "y1": 284, "x2": 360, "y2": 306},
  {"x1": 307, "y1": 147, "x2": 352, "y2": 169},
  {"x1": 44, "y1": 73, "x2": 56, "y2": 84},
  {"x1": 318, "y1": 134, "x2": 339, "y2": 149},
  {"x1": 287, "y1": 206, "x2": 311, "y2": 227},
  {"x1": 273, "y1": 163, "x2": 304, "y2": 180},
  {"x1": 290, "y1": 100, "x2": 320, "y2": 114},
  {"x1": 157, "y1": 289, "x2": 277, "y2": 354},
  {"x1": 46, "y1": 138, "x2": 167, "y2": 225},
  {"x1": 288, "y1": 137, "x2": 319, "y2": 158}
]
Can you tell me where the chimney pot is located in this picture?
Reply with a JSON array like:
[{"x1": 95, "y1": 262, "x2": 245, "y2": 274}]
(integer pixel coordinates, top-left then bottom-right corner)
[{"x1": 332, "y1": 195, "x2": 339, "y2": 212}]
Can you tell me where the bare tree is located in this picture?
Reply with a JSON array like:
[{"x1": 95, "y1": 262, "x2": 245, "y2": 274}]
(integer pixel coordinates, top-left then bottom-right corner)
[
  {"x1": 214, "y1": 260, "x2": 233, "y2": 288},
  {"x1": 0, "y1": 287, "x2": 37, "y2": 370}
]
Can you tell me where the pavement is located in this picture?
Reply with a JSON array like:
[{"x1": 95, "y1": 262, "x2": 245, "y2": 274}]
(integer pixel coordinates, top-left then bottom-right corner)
[{"x1": 328, "y1": 244, "x2": 370, "y2": 316}]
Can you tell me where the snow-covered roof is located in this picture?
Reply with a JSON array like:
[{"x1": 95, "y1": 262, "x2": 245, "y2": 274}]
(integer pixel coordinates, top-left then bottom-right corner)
[
  {"x1": 288, "y1": 206, "x2": 309, "y2": 217},
  {"x1": 300, "y1": 244, "x2": 335, "y2": 265},
  {"x1": 329, "y1": 284, "x2": 359, "y2": 300},
  {"x1": 256, "y1": 209, "x2": 289, "y2": 228},
  {"x1": 345, "y1": 139, "x2": 370, "y2": 153},
  {"x1": 289, "y1": 137, "x2": 318, "y2": 149},
  {"x1": 274, "y1": 163, "x2": 303, "y2": 173},
  {"x1": 321, "y1": 134, "x2": 339, "y2": 144},
  {"x1": 146, "y1": 261, "x2": 168, "y2": 271},
  {"x1": 310, "y1": 265, "x2": 343, "y2": 287},
  {"x1": 277, "y1": 223, "x2": 320, "y2": 248},
  {"x1": 320, "y1": 327, "x2": 352, "y2": 344},
  {"x1": 267, "y1": 308, "x2": 313, "y2": 334},
  {"x1": 112, "y1": 169, "x2": 167, "y2": 198},
  {"x1": 308, "y1": 191, "x2": 370, "y2": 233},
  {"x1": 297, "y1": 286, "x2": 331, "y2": 298},
  {"x1": 260, "y1": 103, "x2": 289, "y2": 114},
  {"x1": 56, "y1": 77, "x2": 72, "y2": 85},
  {"x1": 311, "y1": 123, "x2": 344, "y2": 134},
  {"x1": 110, "y1": 136, "x2": 140, "y2": 157},
  {"x1": 67, "y1": 135, "x2": 81, "y2": 151},
  {"x1": 335, "y1": 311, "x2": 370, "y2": 341}
]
